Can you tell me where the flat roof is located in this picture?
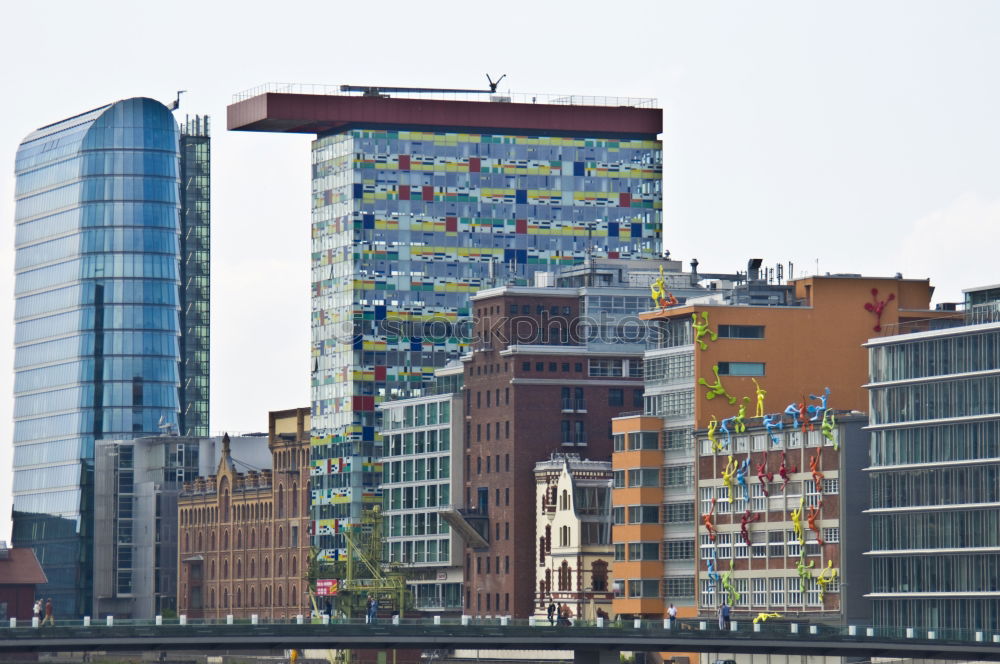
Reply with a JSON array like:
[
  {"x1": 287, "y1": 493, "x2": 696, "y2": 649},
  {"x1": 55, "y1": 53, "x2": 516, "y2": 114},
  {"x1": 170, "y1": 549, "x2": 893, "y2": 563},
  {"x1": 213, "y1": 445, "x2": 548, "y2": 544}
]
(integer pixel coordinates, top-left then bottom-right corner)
[{"x1": 227, "y1": 92, "x2": 662, "y2": 138}]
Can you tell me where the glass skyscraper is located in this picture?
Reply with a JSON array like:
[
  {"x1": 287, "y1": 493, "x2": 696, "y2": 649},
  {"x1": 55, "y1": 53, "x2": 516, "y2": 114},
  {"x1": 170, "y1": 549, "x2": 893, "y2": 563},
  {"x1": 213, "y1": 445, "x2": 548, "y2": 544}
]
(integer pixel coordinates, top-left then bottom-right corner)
[
  {"x1": 866, "y1": 314, "x2": 1000, "y2": 631},
  {"x1": 12, "y1": 97, "x2": 207, "y2": 616},
  {"x1": 228, "y1": 89, "x2": 662, "y2": 561}
]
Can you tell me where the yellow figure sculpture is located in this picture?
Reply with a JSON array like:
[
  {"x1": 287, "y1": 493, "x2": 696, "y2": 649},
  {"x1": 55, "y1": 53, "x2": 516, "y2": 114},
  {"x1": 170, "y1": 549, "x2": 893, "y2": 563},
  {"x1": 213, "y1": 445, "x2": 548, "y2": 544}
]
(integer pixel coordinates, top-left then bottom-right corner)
[
  {"x1": 752, "y1": 378, "x2": 766, "y2": 418},
  {"x1": 821, "y1": 409, "x2": 838, "y2": 450},
  {"x1": 708, "y1": 415, "x2": 722, "y2": 454},
  {"x1": 753, "y1": 612, "x2": 782, "y2": 624},
  {"x1": 722, "y1": 455, "x2": 738, "y2": 503},
  {"x1": 816, "y1": 561, "x2": 839, "y2": 601},
  {"x1": 650, "y1": 265, "x2": 678, "y2": 311},
  {"x1": 722, "y1": 558, "x2": 740, "y2": 606},
  {"x1": 734, "y1": 397, "x2": 749, "y2": 433},
  {"x1": 692, "y1": 311, "x2": 717, "y2": 351},
  {"x1": 791, "y1": 495, "x2": 806, "y2": 547}
]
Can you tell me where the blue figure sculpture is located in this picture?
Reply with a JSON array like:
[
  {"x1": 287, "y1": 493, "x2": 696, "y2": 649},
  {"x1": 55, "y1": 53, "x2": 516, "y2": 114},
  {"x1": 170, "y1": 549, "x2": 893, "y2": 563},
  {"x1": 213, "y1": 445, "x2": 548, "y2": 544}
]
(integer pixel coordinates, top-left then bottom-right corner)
[
  {"x1": 707, "y1": 554, "x2": 721, "y2": 592},
  {"x1": 736, "y1": 456, "x2": 751, "y2": 502},
  {"x1": 783, "y1": 402, "x2": 800, "y2": 419},
  {"x1": 807, "y1": 387, "x2": 831, "y2": 421},
  {"x1": 719, "y1": 416, "x2": 735, "y2": 449},
  {"x1": 763, "y1": 413, "x2": 784, "y2": 445}
]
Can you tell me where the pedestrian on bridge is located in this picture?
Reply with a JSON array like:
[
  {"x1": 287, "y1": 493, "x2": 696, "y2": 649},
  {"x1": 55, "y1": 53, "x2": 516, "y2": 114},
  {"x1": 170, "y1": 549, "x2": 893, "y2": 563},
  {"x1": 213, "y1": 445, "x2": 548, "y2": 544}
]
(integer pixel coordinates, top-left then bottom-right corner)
[
  {"x1": 32, "y1": 599, "x2": 41, "y2": 625},
  {"x1": 41, "y1": 599, "x2": 54, "y2": 626},
  {"x1": 717, "y1": 601, "x2": 730, "y2": 631},
  {"x1": 547, "y1": 601, "x2": 556, "y2": 626}
]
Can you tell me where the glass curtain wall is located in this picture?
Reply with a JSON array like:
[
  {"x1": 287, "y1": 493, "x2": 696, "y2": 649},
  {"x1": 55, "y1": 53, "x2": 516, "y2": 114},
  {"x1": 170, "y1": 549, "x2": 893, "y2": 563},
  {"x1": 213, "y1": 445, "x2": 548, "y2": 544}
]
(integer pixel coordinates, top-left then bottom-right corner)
[{"x1": 12, "y1": 98, "x2": 181, "y2": 617}]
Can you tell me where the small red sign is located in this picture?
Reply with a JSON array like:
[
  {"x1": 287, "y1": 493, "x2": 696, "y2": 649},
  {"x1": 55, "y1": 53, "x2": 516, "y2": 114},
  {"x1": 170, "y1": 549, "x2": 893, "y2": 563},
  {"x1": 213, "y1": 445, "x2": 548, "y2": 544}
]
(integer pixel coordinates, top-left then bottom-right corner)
[{"x1": 316, "y1": 579, "x2": 339, "y2": 596}]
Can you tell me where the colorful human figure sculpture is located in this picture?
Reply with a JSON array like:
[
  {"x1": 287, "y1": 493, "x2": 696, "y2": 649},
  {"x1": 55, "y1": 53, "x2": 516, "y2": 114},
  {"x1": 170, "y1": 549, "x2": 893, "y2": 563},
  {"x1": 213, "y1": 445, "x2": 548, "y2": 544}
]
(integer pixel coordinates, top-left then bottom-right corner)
[
  {"x1": 821, "y1": 409, "x2": 838, "y2": 450},
  {"x1": 810, "y1": 449, "x2": 825, "y2": 493},
  {"x1": 751, "y1": 378, "x2": 767, "y2": 418},
  {"x1": 740, "y1": 509, "x2": 761, "y2": 549},
  {"x1": 703, "y1": 497, "x2": 719, "y2": 542},
  {"x1": 699, "y1": 365, "x2": 737, "y2": 404},
  {"x1": 707, "y1": 555, "x2": 721, "y2": 592},
  {"x1": 756, "y1": 458, "x2": 773, "y2": 497},
  {"x1": 791, "y1": 504, "x2": 805, "y2": 545},
  {"x1": 807, "y1": 387, "x2": 831, "y2": 421},
  {"x1": 708, "y1": 415, "x2": 722, "y2": 454},
  {"x1": 816, "y1": 561, "x2": 839, "y2": 601},
  {"x1": 719, "y1": 416, "x2": 734, "y2": 449},
  {"x1": 650, "y1": 266, "x2": 679, "y2": 311},
  {"x1": 807, "y1": 504, "x2": 824, "y2": 545},
  {"x1": 736, "y1": 456, "x2": 751, "y2": 502},
  {"x1": 865, "y1": 287, "x2": 896, "y2": 332},
  {"x1": 753, "y1": 612, "x2": 782, "y2": 624},
  {"x1": 721, "y1": 455, "x2": 738, "y2": 503},
  {"x1": 778, "y1": 451, "x2": 797, "y2": 492},
  {"x1": 692, "y1": 311, "x2": 717, "y2": 350},
  {"x1": 796, "y1": 555, "x2": 816, "y2": 594},
  {"x1": 733, "y1": 397, "x2": 749, "y2": 433},
  {"x1": 722, "y1": 559, "x2": 740, "y2": 606},
  {"x1": 763, "y1": 413, "x2": 784, "y2": 446},
  {"x1": 796, "y1": 402, "x2": 812, "y2": 433},
  {"x1": 783, "y1": 402, "x2": 800, "y2": 420}
]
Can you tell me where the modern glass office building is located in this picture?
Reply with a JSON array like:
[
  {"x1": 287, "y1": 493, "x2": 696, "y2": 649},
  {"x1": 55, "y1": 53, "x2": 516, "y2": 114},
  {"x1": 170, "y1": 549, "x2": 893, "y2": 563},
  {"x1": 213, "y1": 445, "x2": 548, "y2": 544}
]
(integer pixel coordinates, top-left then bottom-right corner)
[
  {"x1": 866, "y1": 311, "x2": 1000, "y2": 631},
  {"x1": 228, "y1": 88, "x2": 663, "y2": 561},
  {"x1": 11, "y1": 98, "x2": 201, "y2": 616}
]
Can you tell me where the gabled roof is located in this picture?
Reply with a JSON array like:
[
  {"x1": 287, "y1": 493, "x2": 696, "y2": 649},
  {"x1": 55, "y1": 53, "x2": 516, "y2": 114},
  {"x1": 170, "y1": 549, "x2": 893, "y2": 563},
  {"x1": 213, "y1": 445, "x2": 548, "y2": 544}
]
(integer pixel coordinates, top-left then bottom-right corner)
[{"x1": 0, "y1": 547, "x2": 48, "y2": 585}]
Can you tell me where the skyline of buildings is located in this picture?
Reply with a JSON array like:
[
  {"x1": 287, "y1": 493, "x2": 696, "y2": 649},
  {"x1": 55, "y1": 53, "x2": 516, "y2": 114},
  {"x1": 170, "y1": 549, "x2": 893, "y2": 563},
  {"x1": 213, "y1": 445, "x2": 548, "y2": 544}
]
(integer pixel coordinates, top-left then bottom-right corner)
[
  {"x1": 11, "y1": 98, "x2": 210, "y2": 617},
  {"x1": 5, "y1": 85, "x2": 999, "y2": 634}
]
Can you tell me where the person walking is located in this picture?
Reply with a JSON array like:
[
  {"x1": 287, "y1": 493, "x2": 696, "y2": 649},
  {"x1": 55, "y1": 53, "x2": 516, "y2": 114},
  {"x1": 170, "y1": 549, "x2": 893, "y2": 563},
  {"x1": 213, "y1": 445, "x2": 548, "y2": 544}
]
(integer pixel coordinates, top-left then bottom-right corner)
[
  {"x1": 667, "y1": 603, "x2": 677, "y2": 629},
  {"x1": 368, "y1": 595, "x2": 378, "y2": 625},
  {"x1": 32, "y1": 599, "x2": 41, "y2": 625},
  {"x1": 546, "y1": 601, "x2": 556, "y2": 626},
  {"x1": 718, "y1": 601, "x2": 730, "y2": 630},
  {"x1": 41, "y1": 599, "x2": 54, "y2": 626},
  {"x1": 365, "y1": 595, "x2": 373, "y2": 624}
]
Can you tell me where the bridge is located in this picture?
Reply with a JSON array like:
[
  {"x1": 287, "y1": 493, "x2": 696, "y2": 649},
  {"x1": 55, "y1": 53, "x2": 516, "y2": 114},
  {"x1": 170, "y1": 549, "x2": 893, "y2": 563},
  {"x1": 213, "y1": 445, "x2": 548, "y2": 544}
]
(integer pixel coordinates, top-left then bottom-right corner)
[{"x1": 3, "y1": 617, "x2": 1000, "y2": 662}]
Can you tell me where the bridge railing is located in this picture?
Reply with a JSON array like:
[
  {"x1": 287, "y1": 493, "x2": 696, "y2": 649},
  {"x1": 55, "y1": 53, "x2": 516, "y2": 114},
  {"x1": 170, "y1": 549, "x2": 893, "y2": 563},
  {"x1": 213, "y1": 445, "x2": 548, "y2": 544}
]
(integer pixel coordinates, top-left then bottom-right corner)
[{"x1": 2, "y1": 615, "x2": 999, "y2": 646}]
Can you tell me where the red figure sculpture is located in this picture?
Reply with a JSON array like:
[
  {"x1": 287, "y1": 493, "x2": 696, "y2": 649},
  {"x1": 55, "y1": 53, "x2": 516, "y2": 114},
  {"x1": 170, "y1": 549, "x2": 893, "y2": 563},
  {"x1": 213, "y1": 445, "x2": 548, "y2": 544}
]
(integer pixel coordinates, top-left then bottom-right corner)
[
  {"x1": 796, "y1": 402, "x2": 813, "y2": 433},
  {"x1": 703, "y1": 497, "x2": 719, "y2": 542},
  {"x1": 756, "y1": 458, "x2": 773, "y2": 497},
  {"x1": 740, "y1": 509, "x2": 762, "y2": 548},
  {"x1": 865, "y1": 288, "x2": 896, "y2": 332},
  {"x1": 778, "y1": 451, "x2": 797, "y2": 492},
  {"x1": 810, "y1": 449, "x2": 825, "y2": 493},
  {"x1": 807, "y1": 504, "x2": 824, "y2": 545}
]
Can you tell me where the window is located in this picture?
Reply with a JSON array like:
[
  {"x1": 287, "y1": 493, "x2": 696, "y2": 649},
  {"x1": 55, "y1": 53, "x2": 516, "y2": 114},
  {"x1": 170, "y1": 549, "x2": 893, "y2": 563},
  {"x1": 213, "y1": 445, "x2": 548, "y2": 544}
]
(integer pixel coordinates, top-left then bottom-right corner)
[
  {"x1": 613, "y1": 434, "x2": 626, "y2": 452},
  {"x1": 628, "y1": 580, "x2": 660, "y2": 598},
  {"x1": 522, "y1": 362, "x2": 530, "y2": 372},
  {"x1": 663, "y1": 429, "x2": 691, "y2": 451},
  {"x1": 608, "y1": 389, "x2": 624, "y2": 406},
  {"x1": 589, "y1": 359, "x2": 623, "y2": 377},
  {"x1": 612, "y1": 506, "x2": 625, "y2": 524},
  {"x1": 628, "y1": 431, "x2": 659, "y2": 450},
  {"x1": 664, "y1": 577, "x2": 695, "y2": 599},
  {"x1": 752, "y1": 577, "x2": 767, "y2": 606},
  {"x1": 664, "y1": 502, "x2": 694, "y2": 523},
  {"x1": 628, "y1": 505, "x2": 659, "y2": 524},
  {"x1": 718, "y1": 325, "x2": 765, "y2": 339},
  {"x1": 628, "y1": 468, "x2": 659, "y2": 487},
  {"x1": 770, "y1": 577, "x2": 785, "y2": 605},
  {"x1": 717, "y1": 362, "x2": 765, "y2": 377},
  {"x1": 768, "y1": 531, "x2": 784, "y2": 558},
  {"x1": 633, "y1": 389, "x2": 644, "y2": 408},
  {"x1": 822, "y1": 527, "x2": 840, "y2": 543},
  {"x1": 664, "y1": 464, "x2": 692, "y2": 487},
  {"x1": 822, "y1": 478, "x2": 839, "y2": 494},
  {"x1": 614, "y1": 543, "x2": 625, "y2": 561},
  {"x1": 612, "y1": 470, "x2": 625, "y2": 488},
  {"x1": 628, "y1": 542, "x2": 660, "y2": 560},
  {"x1": 664, "y1": 539, "x2": 694, "y2": 560},
  {"x1": 751, "y1": 531, "x2": 767, "y2": 558}
]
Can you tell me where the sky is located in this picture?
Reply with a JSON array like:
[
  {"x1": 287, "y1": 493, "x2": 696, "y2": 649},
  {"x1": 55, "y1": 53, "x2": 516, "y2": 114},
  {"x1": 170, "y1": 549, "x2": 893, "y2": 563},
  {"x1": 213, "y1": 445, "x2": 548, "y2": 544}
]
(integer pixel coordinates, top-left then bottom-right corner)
[{"x1": 2, "y1": 0, "x2": 999, "y2": 541}]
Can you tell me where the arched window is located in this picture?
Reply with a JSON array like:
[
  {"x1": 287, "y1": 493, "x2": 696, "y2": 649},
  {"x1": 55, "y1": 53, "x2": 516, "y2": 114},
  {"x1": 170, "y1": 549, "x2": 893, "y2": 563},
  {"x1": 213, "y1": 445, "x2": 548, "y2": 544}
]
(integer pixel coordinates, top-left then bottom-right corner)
[
  {"x1": 236, "y1": 559, "x2": 242, "y2": 579},
  {"x1": 236, "y1": 587, "x2": 242, "y2": 608},
  {"x1": 559, "y1": 561, "x2": 571, "y2": 590},
  {"x1": 591, "y1": 560, "x2": 609, "y2": 592},
  {"x1": 237, "y1": 530, "x2": 243, "y2": 548},
  {"x1": 251, "y1": 587, "x2": 256, "y2": 607},
  {"x1": 223, "y1": 559, "x2": 229, "y2": 579},
  {"x1": 210, "y1": 588, "x2": 216, "y2": 609},
  {"x1": 211, "y1": 532, "x2": 216, "y2": 550},
  {"x1": 264, "y1": 557, "x2": 270, "y2": 577},
  {"x1": 291, "y1": 556, "x2": 297, "y2": 575},
  {"x1": 278, "y1": 527, "x2": 284, "y2": 548},
  {"x1": 291, "y1": 585, "x2": 297, "y2": 606},
  {"x1": 264, "y1": 528, "x2": 270, "y2": 548},
  {"x1": 278, "y1": 586, "x2": 284, "y2": 607},
  {"x1": 264, "y1": 586, "x2": 271, "y2": 607},
  {"x1": 561, "y1": 489, "x2": 569, "y2": 510},
  {"x1": 544, "y1": 569, "x2": 552, "y2": 594},
  {"x1": 277, "y1": 485, "x2": 285, "y2": 518},
  {"x1": 539, "y1": 537, "x2": 546, "y2": 564},
  {"x1": 197, "y1": 532, "x2": 203, "y2": 551},
  {"x1": 278, "y1": 556, "x2": 284, "y2": 577},
  {"x1": 250, "y1": 558, "x2": 256, "y2": 578},
  {"x1": 184, "y1": 533, "x2": 189, "y2": 552},
  {"x1": 544, "y1": 525, "x2": 551, "y2": 553},
  {"x1": 223, "y1": 530, "x2": 230, "y2": 550},
  {"x1": 210, "y1": 560, "x2": 216, "y2": 579},
  {"x1": 220, "y1": 478, "x2": 231, "y2": 522},
  {"x1": 291, "y1": 483, "x2": 298, "y2": 517},
  {"x1": 223, "y1": 588, "x2": 229, "y2": 608},
  {"x1": 250, "y1": 529, "x2": 256, "y2": 548}
]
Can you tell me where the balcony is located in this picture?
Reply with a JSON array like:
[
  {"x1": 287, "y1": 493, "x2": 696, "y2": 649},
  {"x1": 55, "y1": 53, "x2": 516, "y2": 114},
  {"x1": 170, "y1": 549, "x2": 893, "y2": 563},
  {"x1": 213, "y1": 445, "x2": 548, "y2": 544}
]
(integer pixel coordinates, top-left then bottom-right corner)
[
  {"x1": 561, "y1": 398, "x2": 587, "y2": 413},
  {"x1": 437, "y1": 505, "x2": 489, "y2": 550}
]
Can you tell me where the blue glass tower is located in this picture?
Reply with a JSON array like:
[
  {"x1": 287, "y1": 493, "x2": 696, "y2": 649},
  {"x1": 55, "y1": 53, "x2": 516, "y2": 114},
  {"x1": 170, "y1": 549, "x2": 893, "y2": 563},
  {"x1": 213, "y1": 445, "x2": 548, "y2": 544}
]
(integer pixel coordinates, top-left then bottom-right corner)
[{"x1": 12, "y1": 98, "x2": 182, "y2": 617}]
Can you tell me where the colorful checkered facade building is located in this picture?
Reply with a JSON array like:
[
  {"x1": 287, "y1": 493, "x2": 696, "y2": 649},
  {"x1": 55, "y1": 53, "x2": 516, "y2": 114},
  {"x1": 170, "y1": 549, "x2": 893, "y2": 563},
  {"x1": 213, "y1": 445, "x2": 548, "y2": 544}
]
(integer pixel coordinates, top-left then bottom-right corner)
[{"x1": 228, "y1": 89, "x2": 663, "y2": 560}]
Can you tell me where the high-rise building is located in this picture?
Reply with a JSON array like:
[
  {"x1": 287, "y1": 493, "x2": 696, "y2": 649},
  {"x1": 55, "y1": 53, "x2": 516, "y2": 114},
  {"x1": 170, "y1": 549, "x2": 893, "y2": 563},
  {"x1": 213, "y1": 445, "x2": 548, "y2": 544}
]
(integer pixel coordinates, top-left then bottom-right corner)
[
  {"x1": 11, "y1": 98, "x2": 210, "y2": 617},
  {"x1": 227, "y1": 86, "x2": 663, "y2": 561},
  {"x1": 611, "y1": 269, "x2": 951, "y2": 625},
  {"x1": 865, "y1": 285, "x2": 1000, "y2": 631}
]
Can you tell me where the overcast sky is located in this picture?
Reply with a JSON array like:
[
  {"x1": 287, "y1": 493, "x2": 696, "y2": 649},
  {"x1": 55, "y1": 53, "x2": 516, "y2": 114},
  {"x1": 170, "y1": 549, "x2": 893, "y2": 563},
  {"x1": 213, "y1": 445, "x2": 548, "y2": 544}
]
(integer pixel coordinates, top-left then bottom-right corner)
[{"x1": 2, "y1": 0, "x2": 999, "y2": 541}]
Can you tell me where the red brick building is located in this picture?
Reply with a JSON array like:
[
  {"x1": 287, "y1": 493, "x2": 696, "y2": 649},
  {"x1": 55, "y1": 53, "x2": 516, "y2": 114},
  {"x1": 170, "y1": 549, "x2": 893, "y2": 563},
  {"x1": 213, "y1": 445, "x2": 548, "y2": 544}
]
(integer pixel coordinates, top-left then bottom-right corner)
[
  {"x1": 457, "y1": 282, "x2": 648, "y2": 618},
  {"x1": 0, "y1": 544, "x2": 47, "y2": 621},
  {"x1": 177, "y1": 408, "x2": 311, "y2": 619}
]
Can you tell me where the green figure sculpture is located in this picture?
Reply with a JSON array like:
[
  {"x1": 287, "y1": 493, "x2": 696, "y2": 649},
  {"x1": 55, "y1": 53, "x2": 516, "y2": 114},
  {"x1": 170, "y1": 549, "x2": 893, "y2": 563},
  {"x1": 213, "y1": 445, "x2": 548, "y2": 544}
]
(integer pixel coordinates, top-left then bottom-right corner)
[
  {"x1": 796, "y1": 554, "x2": 816, "y2": 594},
  {"x1": 821, "y1": 409, "x2": 838, "y2": 450},
  {"x1": 692, "y1": 311, "x2": 717, "y2": 350},
  {"x1": 699, "y1": 365, "x2": 737, "y2": 404},
  {"x1": 733, "y1": 397, "x2": 750, "y2": 433},
  {"x1": 722, "y1": 559, "x2": 741, "y2": 606}
]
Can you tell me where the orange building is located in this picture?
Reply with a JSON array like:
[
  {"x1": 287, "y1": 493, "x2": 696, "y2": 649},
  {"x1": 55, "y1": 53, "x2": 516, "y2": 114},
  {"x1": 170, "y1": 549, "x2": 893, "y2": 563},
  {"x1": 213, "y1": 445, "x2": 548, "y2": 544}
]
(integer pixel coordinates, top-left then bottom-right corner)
[
  {"x1": 177, "y1": 408, "x2": 311, "y2": 620},
  {"x1": 611, "y1": 272, "x2": 954, "y2": 622}
]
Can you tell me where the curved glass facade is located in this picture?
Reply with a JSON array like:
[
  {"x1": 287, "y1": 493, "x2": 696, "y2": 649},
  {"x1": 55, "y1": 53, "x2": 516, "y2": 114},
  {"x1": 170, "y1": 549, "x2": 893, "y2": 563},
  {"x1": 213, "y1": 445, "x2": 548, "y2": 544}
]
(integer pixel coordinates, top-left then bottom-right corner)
[{"x1": 12, "y1": 98, "x2": 181, "y2": 617}]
